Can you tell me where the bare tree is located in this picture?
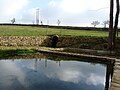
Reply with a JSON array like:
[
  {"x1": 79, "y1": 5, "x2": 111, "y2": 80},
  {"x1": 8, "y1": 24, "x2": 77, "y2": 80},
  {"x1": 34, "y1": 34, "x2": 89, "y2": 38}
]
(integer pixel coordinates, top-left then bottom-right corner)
[
  {"x1": 11, "y1": 18, "x2": 15, "y2": 24},
  {"x1": 91, "y1": 21, "x2": 100, "y2": 27},
  {"x1": 108, "y1": 0, "x2": 114, "y2": 50},
  {"x1": 102, "y1": 20, "x2": 109, "y2": 28},
  {"x1": 57, "y1": 19, "x2": 61, "y2": 26},
  {"x1": 113, "y1": 0, "x2": 119, "y2": 48},
  {"x1": 108, "y1": 0, "x2": 119, "y2": 50}
]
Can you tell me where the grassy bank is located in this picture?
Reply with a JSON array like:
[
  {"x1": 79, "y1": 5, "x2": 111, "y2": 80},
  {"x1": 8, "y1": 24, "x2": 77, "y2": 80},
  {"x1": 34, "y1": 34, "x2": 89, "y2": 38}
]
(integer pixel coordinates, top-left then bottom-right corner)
[
  {"x1": 0, "y1": 25, "x2": 118, "y2": 37},
  {"x1": 0, "y1": 48, "x2": 37, "y2": 58},
  {"x1": 0, "y1": 46, "x2": 119, "y2": 59}
]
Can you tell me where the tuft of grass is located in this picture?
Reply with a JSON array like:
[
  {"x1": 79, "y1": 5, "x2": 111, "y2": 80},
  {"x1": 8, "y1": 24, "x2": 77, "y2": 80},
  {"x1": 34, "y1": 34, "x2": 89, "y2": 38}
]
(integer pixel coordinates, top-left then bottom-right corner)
[{"x1": 16, "y1": 49, "x2": 37, "y2": 55}]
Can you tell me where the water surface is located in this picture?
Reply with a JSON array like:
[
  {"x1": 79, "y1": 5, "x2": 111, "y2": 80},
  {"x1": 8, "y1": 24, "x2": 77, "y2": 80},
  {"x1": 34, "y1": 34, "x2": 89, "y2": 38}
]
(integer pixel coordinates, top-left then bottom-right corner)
[{"x1": 0, "y1": 57, "x2": 111, "y2": 90}]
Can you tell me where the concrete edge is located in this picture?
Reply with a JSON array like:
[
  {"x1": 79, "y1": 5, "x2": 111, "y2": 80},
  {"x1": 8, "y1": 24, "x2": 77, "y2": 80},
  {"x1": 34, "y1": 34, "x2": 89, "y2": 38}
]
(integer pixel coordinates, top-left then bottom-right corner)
[{"x1": 38, "y1": 49, "x2": 116, "y2": 62}]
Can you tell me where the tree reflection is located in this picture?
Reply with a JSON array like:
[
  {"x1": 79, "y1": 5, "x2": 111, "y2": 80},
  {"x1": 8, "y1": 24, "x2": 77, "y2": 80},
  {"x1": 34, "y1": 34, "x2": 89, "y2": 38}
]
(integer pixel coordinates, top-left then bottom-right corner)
[{"x1": 105, "y1": 61, "x2": 115, "y2": 90}]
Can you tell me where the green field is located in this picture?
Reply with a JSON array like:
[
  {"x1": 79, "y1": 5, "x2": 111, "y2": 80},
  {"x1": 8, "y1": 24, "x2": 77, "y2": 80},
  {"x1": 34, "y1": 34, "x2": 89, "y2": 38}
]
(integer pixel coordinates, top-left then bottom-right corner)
[{"x1": 0, "y1": 25, "x2": 119, "y2": 37}]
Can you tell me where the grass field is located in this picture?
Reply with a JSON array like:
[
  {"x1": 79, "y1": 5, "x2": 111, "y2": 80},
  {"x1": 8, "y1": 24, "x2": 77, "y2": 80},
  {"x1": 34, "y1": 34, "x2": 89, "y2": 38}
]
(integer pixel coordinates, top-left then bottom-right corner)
[{"x1": 0, "y1": 25, "x2": 119, "y2": 37}]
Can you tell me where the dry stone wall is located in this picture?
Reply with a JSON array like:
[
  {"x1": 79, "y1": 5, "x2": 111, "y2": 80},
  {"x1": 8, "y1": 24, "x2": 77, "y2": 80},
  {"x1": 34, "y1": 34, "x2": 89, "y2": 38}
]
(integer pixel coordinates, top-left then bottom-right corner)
[
  {"x1": 0, "y1": 36, "x2": 51, "y2": 46},
  {"x1": 0, "y1": 36, "x2": 119, "y2": 49},
  {"x1": 57, "y1": 37, "x2": 108, "y2": 48}
]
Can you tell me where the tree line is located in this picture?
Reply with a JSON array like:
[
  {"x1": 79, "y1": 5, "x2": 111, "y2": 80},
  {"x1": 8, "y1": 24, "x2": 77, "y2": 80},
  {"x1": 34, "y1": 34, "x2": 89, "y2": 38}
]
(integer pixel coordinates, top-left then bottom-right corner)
[{"x1": 91, "y1": 20, "x2": 109, "y2": 28}]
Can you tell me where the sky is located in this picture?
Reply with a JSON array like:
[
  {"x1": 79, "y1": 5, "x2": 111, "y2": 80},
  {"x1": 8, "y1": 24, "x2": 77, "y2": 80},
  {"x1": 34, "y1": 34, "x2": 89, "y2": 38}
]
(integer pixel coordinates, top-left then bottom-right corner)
[{"x1": 0, "y1": 0, "x2": 113, "y2": 27}]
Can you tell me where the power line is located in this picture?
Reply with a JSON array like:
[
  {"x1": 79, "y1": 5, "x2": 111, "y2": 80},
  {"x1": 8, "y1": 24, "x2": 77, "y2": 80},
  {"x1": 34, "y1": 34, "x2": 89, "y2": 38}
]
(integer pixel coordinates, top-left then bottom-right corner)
[{"x1": 88, "y1": 7, "x2": 109, "y2": 11}]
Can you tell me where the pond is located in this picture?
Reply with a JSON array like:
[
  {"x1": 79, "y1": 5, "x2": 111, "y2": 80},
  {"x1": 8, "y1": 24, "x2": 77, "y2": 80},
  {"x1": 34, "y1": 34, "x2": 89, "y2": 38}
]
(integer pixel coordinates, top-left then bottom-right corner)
[{"x1": 0, "y1": 55, "x2": 114, "y2": 90}]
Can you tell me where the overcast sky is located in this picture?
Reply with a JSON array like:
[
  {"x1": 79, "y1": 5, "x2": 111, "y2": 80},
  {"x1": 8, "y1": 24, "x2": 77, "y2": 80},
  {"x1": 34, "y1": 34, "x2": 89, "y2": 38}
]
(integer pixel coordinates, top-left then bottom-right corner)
[{"x1": 0, "y1": 0, "x2": 114, "y2": 27}]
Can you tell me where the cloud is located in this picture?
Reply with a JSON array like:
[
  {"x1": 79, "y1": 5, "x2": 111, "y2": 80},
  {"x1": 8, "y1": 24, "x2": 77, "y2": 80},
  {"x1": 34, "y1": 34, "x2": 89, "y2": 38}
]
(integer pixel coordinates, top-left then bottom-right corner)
[
  {"x1": 42, "y1": 0, "x2": 110, "y2": 26},
  {"x1": 57, "y1": 70, "x2": 82, "y2": 83},
  {"x1": 0, "y1": 60, "x2": 27, "y2": 89},
  {"x1": 60, "y1": 0, "x2": 88, "y2": 14},
  {"x1": 0, "y1": 0, "x2": 28, "y2": 22},
  {"x1": 88, "y1": 0, "x2": 109, "y2": 10},
  {"x1": 20, "y1": 8, "x2": 36, "y2": 23},
  {"x1": 48, "y1": 0, "x2": 56, "y2": 7},
  {"x1": 60, "y1": 0, "x2": 109, "y2": 14},
  {"x1": 86, "y1": 73, "x2": 105, "y2": 86},
  {"x1": 0, "y1": 0, "x2": 111, "y2": 26}
]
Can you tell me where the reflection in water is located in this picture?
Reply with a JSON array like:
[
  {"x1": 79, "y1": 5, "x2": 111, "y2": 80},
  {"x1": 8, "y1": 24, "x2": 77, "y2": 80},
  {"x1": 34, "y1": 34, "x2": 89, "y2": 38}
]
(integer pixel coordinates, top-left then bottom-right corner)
[
  {"x1": 34, "y1": 59, "x2": 37, "y2": 72},
  {"x1": 0, "y1": 58, "x2": 113, "y2": 90},
  {"x1": 105, "y1": 61, "x2": 114, "y2": 90}
]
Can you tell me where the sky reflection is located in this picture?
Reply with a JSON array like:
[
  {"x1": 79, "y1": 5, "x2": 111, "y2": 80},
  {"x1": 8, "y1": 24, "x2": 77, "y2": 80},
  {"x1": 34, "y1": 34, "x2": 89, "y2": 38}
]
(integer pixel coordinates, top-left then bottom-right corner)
[{"x1": 0, "y1": 58, "x2": 106, "y2": 90}]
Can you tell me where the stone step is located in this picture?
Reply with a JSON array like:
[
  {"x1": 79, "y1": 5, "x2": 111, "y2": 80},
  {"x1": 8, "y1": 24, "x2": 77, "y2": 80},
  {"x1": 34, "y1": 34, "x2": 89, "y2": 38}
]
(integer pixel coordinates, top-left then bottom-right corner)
[
  {"x1": 113, "y1": 73, "x2": 120, "y2": 79},
  {"x1": 111, "y1": 82, "x2": 120, "y2": 88},
  {"x1": 112, "y1": 79, "x2": 120, "y2": 85},
  {"x1": 116, "y1": 60, "x2": 120, "y2": 63},
  {"x1": 110, "y1": 85, "x2": 120, "y2": 90},
  {"x1": 115, "y1": 63, "x2": 120, "y2": 66},
  {"x1": 114, "y1": 66, "x2": 120, "y2": 70}
]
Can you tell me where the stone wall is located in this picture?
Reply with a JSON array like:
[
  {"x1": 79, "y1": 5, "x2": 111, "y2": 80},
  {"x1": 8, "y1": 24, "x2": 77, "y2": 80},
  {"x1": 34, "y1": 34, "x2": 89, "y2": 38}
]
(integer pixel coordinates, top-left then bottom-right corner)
[
  {"x1": 57, "y1": 37, "x2": 107, "y2": 49},
  {"x1": 0, "y1": 36, "x2": 119, "y2": 49},
  {"x1": 0, "y1": 36, "x2": 51, "y2": 46},
  {"x1": 57, "y1": 36, "x2": 120, "y2": 49}
]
